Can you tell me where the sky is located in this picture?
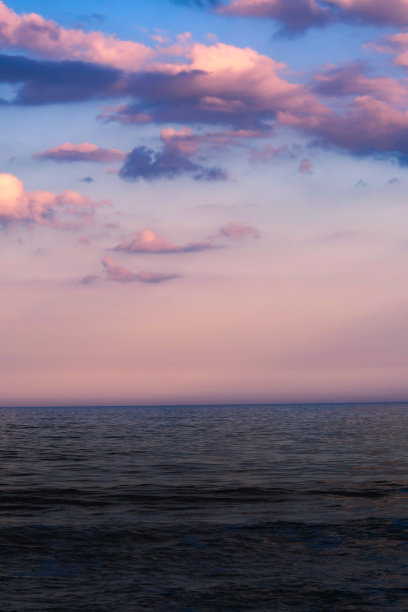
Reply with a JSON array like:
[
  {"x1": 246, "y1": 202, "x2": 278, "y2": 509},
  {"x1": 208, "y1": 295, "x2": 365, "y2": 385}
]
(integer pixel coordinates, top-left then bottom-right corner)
[{"x1": 2, "y1": 0, "x2": 408, "y2": 406}]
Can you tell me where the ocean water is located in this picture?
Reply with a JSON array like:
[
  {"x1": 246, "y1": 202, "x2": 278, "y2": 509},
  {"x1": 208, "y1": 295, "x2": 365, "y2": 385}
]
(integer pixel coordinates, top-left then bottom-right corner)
[{"x1": 0, "y1": 403, "x2": 407, "y2": 611}]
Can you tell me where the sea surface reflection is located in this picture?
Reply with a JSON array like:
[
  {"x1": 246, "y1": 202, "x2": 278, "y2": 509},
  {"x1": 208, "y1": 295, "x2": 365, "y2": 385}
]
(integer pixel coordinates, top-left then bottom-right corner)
[{"x1": 1, "y1": 404, "x2": 407, "y2": 610}]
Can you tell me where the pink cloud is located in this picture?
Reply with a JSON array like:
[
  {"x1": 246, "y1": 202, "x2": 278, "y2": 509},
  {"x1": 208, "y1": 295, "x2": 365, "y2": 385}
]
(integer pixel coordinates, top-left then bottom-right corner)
[
  {"x1": 219, "y1": 0, "x2": 408, "y2": 31},
  {"x1": 3, "y1": 2, "x2": 407, "y2": 165},
  {"x1": 100, "y1": 256, "x2": 180, "y2": 284},
  {"x1": 298, "y1": 159, "x2": 313, "y2": 174},
  {"x1": 313, "y1": 63, "x2": 408, "y2": 105},
  {"x1": 103, "y1": 42, "x2": 329, "y2": 131},
  {"x1": 101, "y1": 256, "x2": 138, "y2": 282},
  {"x1": 78, "y1": 236, "x2": 91, "y2": 245},
  {"x1": 372, "y1": 32, "x2": 408, "y2": 71},
  {"x1": 218, "y1": 222, "x2": 261, "y2": 240},
  {"x1": 0, "y1": 173, "x2": 109, "y2": 229},
  {"x1": 98, "y1": 105, "x2": 153, "y2": 125},
  {"x1": 160, "y1": 126, "x2": 263, "y2": 156},
  {"x1": 34, "y1": 142, "x2": 126, "y2": 163},
  {"x1": 219, "y1": 0, "x2": 332, "y2": 32},
  {"x1": 0, "y1": 1, "x2": 153, "y2": 70},
  {"x1": 114, "y1": 225, "x2": 260, "y2": 254},
  {"x1": 277, "y1": 94, "x2": 408, "y2": 160},
  {"x1": 178, "y1": 42, "x2": 325, "y2": 117},
  {"x1": 324, "y1": 0, "x2": 408, "y2": 26},
  {"x1": 249, "y1": 144, "x2": 288, "y2": 164},
  {"x1": 114, "y1": 228, "x2": 217, "y2": 254}
]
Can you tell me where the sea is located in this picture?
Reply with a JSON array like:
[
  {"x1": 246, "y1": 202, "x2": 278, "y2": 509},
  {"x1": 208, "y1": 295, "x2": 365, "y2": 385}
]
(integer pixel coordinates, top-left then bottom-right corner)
[{"x1": 0, "y1": 403, "x2": 407, "y2": 611}]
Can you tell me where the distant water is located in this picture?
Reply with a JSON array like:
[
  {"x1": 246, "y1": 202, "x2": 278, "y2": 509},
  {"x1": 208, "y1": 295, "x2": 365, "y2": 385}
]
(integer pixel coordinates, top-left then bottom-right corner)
[{"x1": 1, "y1": 403, "x2": 407, "y2": 611}]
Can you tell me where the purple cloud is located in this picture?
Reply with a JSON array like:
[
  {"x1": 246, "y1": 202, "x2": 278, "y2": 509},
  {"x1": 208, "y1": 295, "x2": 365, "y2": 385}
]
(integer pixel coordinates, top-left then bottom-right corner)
[
  {"x1": 312, "y1": 62, "x2": 407, "y2": 105},
  {"x1": 171, "y1": 0, "x2": 220, "y2": 6},
  {"x1": 249, "y1": 144, "x2": 288, "y2": 164},
  {"x1": 114, "y1": 228, "x2": 218, "y2": 254},
  {"x1": 219, "y1": 0, "x2": 408, "y2": 34},
  {"x1": 100, "y1": 256, "x2": 180, "y2": 283},
  {"x1": 80, "y1": 274, "x2": 99, "y2": 285},
  {"x1": 298, "y1": 159, "x2": 313, "y2": 174},
  {"x1": 2, "y1": 9, "x2": 408, "y2": 166},
  {"x1": 0, "y1": 54, "x2": 123, "y2": 105},
  {"x1": 119, "y1": 145, "x2": 227, "y2": 182},
  {"x1": 218, "y1": 0, "x2": 333, "y2": 33},
  {"x1": 113, "y1": 224, "x2": 260, "y2": 255},
  {"x1": 218, "y1": 222, "x2": 261, "y2": 240}
]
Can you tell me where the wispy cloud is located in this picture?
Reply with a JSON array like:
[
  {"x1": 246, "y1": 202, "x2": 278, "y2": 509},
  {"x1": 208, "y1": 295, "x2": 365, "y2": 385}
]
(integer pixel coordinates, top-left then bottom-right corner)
[
  {"x1": 249, "y1": 144, "x2": 288, "y2": 164},
  {"x1": 113, "y1": 224, "x2": 260, "y2": 254},
  {"x1": 101, "y1": 256, "x2": 180, "y2": 283},
  {"x1": 34, "y1": 142, "x2": 126, "y2": 163},
  {"x1": 81, "y1": 257, "x2": 180, "y2": 284},
  {"x1": 218, "y1": 222, "x2": 261, "y2": 240},
  {"x1": 114, "y1": 228, "x2": 218, "y2": 254}
]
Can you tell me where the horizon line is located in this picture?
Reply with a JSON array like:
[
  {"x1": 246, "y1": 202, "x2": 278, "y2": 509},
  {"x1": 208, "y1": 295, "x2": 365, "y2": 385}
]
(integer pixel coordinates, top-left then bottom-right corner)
[{"x1": 1, "y1": 400, "x2": 408, "y2": 409}]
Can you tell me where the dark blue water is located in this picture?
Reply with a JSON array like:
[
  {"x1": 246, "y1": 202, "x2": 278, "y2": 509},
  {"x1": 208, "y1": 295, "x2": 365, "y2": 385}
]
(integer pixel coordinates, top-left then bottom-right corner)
[{"x1": 1, "y1": 403, "x2": 407, "y2": 611}]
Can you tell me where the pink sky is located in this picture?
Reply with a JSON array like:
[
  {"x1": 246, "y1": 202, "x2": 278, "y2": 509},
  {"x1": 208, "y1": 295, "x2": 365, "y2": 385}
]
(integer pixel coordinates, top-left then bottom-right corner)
[{"x1": 1, "y1": 1, "x2": 408, "y2": 405}]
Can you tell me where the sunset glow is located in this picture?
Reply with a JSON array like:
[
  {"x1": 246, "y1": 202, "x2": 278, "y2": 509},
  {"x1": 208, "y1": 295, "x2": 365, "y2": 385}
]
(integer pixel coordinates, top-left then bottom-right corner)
[{"x1": 2, "y1": 0, "x2": 408, "y2": 405}]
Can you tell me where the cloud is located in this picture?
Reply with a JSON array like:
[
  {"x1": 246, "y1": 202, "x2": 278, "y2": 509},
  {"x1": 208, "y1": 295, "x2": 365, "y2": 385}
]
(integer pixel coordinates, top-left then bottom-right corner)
[
  {"x1": 160, "y1": 126, "x2": 262, "y2": 156},
  {"x1": 2, "y1": 8, "x2": 408, "y2": 167},
  {"x1": 171, "y1": 0, "x2": 220, "y2": 7},
  {"x1": 0, "y1": 1, "x2": 152, "y2": 70},
  {"x1": 100, "y1": 256, "x2": 180, "y2": 283},
  {"x1": 0, "y1": 173, "x2": 108, "y2": 229},
  {"x1": 324, "y1": 0, "x2": 408, "y2": 26},
  {"x1": 219, "y1": 0, "x2": 408, "y2": 33},
  {"x1": 278, "y1": 95, "x2": 408, "y2": 162},
  {"x1": 298, "y1": 158, "x2": 313, "y2": 174},
  {"x1": 219, "y1": 0, "x2": 332, "y2": 34},
  {"x1": 218, "y1": 222, "x2": 260, "y2": 240},
  {"x1": 249, "y1": 144, "x2": 288, "y2": 164},
  {"x1": 75, "y1": 13, "x2": 106, "y2": 27},
  {"x1": 2, "y1": 46, "x2": 408, "y2": 165},
  {"x1": 101, "y1": 42, "x2": 326, "y2": 129},
  {"x1": 78, "y1": 236, "x2": 91, "y2": 245},
  {"x1": 312, "y1": 62, "x2": 407, "y2": 105},
  {"x1": 113, "y1": 224, "x2": 260, "y2": 254},
  {"x1": 114, "y1": 228, "x2": 219, "y2": 254},
  {"x1": 372, "y1": 32, "x2": 408, "y2": 71},
  {"x1": 0, "y1": 53, "x2": 123, "y2": 105},
  {"x1": 34, "y1": 142, "x2": 126, "y2": 163},
  {"x1": 80, "y1": 274, "x2": 99, "y2": 285},
  {"x1": 119, "y1": 145, "x2": 227, "y2": 182}
]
